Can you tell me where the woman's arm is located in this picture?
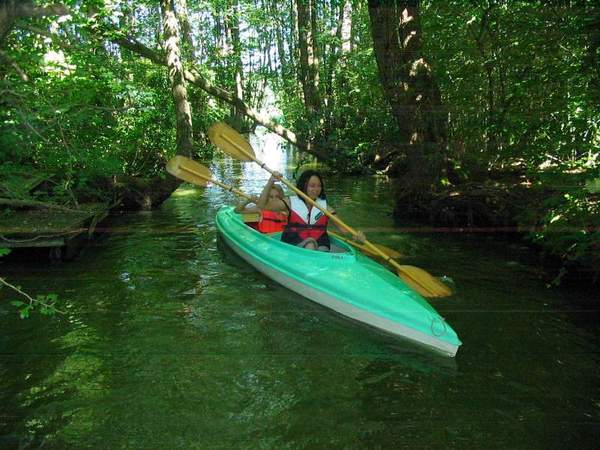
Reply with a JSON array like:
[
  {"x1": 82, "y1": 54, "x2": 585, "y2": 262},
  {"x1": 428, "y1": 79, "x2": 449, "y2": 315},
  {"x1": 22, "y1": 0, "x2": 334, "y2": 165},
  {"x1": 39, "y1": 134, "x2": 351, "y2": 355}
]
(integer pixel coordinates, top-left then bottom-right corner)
[{"x1": 256, "y1": 174, "x2": 278, "y2": 209}]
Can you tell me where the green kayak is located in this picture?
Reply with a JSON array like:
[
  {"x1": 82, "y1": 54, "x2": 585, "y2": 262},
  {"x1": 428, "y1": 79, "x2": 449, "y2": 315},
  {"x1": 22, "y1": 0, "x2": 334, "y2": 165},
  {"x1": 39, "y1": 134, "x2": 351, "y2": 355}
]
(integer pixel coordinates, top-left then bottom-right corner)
[{"x1": 216, "y1": 206, "x2": 462, "y2": 356}]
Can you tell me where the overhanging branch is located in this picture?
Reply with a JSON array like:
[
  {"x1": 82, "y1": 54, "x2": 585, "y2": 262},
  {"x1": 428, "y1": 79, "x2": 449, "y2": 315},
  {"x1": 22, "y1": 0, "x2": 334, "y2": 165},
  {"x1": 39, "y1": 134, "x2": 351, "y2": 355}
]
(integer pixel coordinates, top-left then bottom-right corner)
[{"x1": 114, "y1": 36, "x2": 325, "y2": 159}]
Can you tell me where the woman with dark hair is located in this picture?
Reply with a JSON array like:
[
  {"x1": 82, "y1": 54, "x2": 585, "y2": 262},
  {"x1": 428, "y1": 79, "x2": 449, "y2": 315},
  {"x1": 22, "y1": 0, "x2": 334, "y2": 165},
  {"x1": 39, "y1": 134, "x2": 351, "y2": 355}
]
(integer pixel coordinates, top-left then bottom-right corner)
[{"x1": 280, "y1": 169, "x2": 364, "y2": 251}]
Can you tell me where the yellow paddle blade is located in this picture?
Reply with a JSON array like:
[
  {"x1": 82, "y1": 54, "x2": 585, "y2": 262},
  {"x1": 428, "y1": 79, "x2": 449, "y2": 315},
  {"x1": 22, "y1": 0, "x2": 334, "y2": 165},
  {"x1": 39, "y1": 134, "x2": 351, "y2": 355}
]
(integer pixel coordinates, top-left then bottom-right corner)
[
  {"x1": 396, "y1": 265, "x2": 453, "y2": 298},
  {"x1": 208, "y1": 122, "x2": 255, "y2": 161},
  {"x1": 166, "y1": 155, "x2": 212, "y2": 187}
]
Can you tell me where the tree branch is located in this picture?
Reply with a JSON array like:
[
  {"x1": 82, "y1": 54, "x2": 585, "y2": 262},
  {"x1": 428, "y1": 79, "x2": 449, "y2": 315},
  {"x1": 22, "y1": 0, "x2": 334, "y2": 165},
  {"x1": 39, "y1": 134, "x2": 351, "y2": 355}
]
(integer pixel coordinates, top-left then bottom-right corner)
[
  {"x1": 0, "y1": 277, "x2": 65, "y2": 315},
  {"x1": 0, "y1": 49, "x2": 28, "y2": 80},
  {"x1": 15, "y1": 3, "x2": 69, "y2": 19},
  {"x1": 114, "y1": 35, "x2": 326, "y2": 159},
  {"x1": 0, "y1": 197, "x2": 80, "y2": 213},
  {"x1": 1, "y1": 1, "x2": 69, "y2": 48}
]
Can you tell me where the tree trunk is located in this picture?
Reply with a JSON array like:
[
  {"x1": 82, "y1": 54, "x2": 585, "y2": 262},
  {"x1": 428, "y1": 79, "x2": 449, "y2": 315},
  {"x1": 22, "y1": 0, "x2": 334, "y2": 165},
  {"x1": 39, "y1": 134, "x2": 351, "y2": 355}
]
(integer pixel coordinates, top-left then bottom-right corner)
[
  {"x1": 325, "y1": 0, "x2": 352, "y2": 131},
  {"x1": 340, "y1": 0, "x2": 353, "y2": 58},
  {"x1": 270, "y1": 0, "x2": 287, "y2": 74},
  {"x1": 174, "y1": 0, "x2": 196, "y2": 61},
  {"x1": 367, "y1": 0, "x2": 446, "y2": 193},
  {"x1": 471, "y1": 4, "x2": 502, "y2": 158},
  {"x1": 584, "y1": 6, "x2": 600, "y2": 104},
  {"x1": 160, "y1": 0, "x2": 194, "y2": 157},
  {"x1": 226, "y1": 0, "x2": 245, "y2": 130},
  {"x1": 296, "y1": 0, "x2": 321, "y2": 115},
  {"x1": 113, "y1": 36, "x2": 328, "y2": 160},
  {"x1": 290, "y1": 0, "x2": 299, "y2": 78}
]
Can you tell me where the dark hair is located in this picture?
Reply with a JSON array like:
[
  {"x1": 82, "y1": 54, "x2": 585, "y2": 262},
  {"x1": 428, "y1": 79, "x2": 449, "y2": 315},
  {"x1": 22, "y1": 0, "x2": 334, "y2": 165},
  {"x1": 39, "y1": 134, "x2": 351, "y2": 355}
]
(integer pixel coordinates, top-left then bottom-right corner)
[{"x1": 296, "y1": 170, "x2": 326, "y2": 199}]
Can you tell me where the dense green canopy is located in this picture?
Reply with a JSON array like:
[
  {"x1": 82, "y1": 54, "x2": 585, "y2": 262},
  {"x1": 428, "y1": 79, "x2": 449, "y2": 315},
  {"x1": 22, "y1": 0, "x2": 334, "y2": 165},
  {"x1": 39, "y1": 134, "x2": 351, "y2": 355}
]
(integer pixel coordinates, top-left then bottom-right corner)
[{"x1": 1, "y1": 0, "x2": 598, "y2": 281}]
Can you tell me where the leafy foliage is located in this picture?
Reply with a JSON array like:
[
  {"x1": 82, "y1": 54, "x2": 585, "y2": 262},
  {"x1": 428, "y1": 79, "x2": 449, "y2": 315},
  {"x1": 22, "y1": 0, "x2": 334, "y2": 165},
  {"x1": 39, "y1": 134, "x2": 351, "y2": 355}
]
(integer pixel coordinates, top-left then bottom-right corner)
[
  {"x1": 417, "y1": 0, "x2": 600, "y2": 280},
  {"x1": 0, "y1": 249, "x2": 62, "y2": 318},
  {"x1": 0, "y1": 0, "x2": 598, "y2": 282},
  {"x1": 526, "y1": 174, "x2": 600, "y2": 284}
]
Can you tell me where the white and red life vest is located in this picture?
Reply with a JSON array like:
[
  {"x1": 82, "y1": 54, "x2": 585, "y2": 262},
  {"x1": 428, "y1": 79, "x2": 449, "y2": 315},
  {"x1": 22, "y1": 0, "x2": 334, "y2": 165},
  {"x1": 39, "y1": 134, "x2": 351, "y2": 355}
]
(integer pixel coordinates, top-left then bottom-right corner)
[{"x1": 284, "y1": 196, "x2": 329, "y2": 241}]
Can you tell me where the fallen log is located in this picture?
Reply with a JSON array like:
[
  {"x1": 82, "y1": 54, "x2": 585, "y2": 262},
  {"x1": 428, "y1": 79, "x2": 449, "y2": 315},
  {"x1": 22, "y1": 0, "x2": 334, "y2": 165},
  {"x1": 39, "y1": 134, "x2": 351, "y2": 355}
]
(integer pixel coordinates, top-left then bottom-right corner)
[{"x1": 0, "y1": 197, "x2": 79, "y2": 213}]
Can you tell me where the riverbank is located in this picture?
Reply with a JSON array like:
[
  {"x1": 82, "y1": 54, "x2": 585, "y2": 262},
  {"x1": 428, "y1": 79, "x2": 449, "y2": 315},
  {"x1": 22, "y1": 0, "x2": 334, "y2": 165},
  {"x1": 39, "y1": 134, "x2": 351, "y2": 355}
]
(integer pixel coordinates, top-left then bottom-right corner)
[
  {"x1": 392, "y1": 170, "x2": 599, "y2": 287},
  {"x1": 0, "y1": 167, "x2": 180, "y2": 261}
]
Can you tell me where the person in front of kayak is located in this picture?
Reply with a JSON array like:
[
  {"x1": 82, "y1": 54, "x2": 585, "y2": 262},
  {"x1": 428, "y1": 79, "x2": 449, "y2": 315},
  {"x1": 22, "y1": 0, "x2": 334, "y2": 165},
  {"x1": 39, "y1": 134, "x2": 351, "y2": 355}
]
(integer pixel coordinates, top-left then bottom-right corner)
[
  {"x1": 235, "y1": 174, "x2": 289, "y2": 233},
  {"x1": 280, "y1": 169, "x2": 365, "y2": 251}
]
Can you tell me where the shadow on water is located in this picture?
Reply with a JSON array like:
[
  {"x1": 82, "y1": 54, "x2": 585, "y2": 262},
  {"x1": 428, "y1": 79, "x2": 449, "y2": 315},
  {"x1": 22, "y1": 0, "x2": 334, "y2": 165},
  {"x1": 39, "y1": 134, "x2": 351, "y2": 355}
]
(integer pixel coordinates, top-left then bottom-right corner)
[{"x1": 0, "y1": 308, "x2": 76, "y2": 449}]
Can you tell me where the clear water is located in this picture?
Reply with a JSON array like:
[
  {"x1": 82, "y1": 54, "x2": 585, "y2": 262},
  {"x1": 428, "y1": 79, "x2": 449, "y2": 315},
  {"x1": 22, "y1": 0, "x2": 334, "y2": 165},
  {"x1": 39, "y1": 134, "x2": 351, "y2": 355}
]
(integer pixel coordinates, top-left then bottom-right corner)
[{"x1": 1, "y1": 134, "x2": 599, "y2": 448}]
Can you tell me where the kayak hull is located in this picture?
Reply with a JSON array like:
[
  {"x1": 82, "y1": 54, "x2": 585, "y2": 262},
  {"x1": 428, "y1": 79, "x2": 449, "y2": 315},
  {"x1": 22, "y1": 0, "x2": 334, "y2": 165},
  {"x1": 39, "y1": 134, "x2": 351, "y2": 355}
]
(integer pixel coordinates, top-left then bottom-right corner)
[{"x1": 216, "y1": 206, "x2": 461, "y2": 356}]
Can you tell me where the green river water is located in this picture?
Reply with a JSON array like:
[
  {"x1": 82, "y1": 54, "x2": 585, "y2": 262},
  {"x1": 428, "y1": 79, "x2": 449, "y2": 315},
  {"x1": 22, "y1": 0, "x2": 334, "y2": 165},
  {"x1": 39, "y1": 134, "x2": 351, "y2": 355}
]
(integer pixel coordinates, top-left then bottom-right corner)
[{"x1": 1, "y1": 135, "x2": 599, "y2": 449}]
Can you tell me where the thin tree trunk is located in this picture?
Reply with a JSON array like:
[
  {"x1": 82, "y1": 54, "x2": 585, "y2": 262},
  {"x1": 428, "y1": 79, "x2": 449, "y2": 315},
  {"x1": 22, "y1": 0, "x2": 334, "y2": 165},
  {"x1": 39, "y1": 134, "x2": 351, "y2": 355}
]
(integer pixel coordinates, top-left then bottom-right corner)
[
  {"x1": 271, "y1": 0, "x2": 287, "y2": 74},
  {"x1": 160, "y1": 0, "x2": 194, "y2": 157},
  {"x1": 310, "y1": 0, "x2": 321, "y2": 95},
  {"x1": 296, "y1": 0, "x2": 320, "y2": 114},
  {"x1": 471, "y1": 4, "x2": 499, "y2": 157},
  {"x1": 290, "y1": 0, "x2": 299, "y2": 78},
  {"x1": 227, "y1": 0, "x2": 245, "y2": 130},
  {"x1": 113, "y1": 35, "x2": 327, "y2": 160},
  {"x1": 340, "y1": 0, "x2": 352, "y2": 58},
  {"x1": 584, "y1": 5, "x2": 600, "y2": 104}
]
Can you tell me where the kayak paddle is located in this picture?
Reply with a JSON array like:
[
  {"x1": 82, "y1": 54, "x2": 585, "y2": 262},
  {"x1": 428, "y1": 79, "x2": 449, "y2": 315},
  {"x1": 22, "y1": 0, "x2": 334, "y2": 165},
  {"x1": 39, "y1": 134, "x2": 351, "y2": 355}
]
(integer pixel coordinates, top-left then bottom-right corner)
[
  {"x1": 207, "y1": 122, "x2": 452, "y2": 298},
  {"x1": 166, "y1": 155, "x2": 252, "y2": 200},
  {"x1": 167, "y1": 156, "x2": 401, "y2": 259},
  {"x1": 328, "y1": 231, "x2": 402, "y2": 259}
]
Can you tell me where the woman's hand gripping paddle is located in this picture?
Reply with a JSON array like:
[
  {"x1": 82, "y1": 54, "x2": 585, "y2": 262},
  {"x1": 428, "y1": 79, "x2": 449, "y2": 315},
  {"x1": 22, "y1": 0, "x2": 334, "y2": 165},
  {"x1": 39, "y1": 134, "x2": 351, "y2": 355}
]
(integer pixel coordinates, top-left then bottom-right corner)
[{"x1": 207, "y1": 122, "x2": 453, "y2": 298}]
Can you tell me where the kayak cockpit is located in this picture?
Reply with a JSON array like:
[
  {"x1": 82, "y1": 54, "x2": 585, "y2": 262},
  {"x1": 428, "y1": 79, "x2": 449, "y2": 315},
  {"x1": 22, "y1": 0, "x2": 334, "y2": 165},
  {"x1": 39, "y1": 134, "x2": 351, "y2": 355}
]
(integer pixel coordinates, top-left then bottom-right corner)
[{"x1": 237, "y1": 210, "x2": 353, "y2": 254}]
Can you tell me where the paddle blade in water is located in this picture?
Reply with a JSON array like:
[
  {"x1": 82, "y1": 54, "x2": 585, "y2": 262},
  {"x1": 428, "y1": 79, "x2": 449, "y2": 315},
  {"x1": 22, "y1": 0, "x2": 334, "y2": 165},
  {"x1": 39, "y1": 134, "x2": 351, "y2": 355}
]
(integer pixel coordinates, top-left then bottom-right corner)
[
  {"x1": 397, "y1": 265, "x2": 453, "y2": 298},
  {"x1": 166, "y1": 155, "x2": 212, "y2": 187},
  {"x1": 208, "y1": 122, "x2": 255, "y2": 162}
]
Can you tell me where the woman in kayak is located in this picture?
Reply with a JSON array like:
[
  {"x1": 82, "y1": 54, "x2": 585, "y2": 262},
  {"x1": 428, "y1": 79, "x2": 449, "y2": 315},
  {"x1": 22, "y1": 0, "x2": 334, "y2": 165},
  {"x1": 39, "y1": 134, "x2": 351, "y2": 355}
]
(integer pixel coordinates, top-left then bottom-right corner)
[
  {"x1": 235, "y1": 174, "x2": 289, "y2": 233},
  {"x1": 280, "y1": 169, "x2": 364, "y2": 251}
]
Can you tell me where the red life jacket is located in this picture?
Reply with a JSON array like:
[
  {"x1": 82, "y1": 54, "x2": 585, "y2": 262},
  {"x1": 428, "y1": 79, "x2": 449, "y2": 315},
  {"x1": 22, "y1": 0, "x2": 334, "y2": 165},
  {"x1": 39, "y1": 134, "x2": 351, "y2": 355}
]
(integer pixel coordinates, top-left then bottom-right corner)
[
  {"x1": 257, "y1": 210, "x2": 288, "y2": 233},
  {"x1": 284, "y1": 196, "x2": 329, "y2": 241}
]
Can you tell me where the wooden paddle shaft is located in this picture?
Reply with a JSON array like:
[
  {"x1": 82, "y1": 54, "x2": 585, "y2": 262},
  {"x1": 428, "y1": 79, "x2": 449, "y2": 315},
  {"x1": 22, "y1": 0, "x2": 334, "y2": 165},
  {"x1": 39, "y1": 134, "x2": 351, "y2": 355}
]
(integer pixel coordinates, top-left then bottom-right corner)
[{"x1": 180, "y1": 166, "x2": 252, "y2": 201}]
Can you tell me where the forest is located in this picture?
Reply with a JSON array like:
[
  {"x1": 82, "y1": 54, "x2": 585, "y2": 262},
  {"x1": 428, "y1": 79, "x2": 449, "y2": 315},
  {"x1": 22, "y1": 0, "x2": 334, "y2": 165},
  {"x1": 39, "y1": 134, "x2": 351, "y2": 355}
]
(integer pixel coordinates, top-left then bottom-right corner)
[{"x1": 1, "y1": 0, "x2": 599, "y2": 284}]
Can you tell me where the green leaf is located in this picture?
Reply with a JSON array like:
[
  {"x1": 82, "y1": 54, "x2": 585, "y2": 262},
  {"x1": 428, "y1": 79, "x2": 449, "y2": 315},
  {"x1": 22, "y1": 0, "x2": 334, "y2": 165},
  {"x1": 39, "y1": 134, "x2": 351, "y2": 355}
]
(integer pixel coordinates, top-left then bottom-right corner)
[
  {"x1": 40, "y1": 305, "x2": 56, "y2": 316},
  {"x1": 19, "y1": 306, "x2": 32, "y2": 319},
  {"x1": 585, "y1": 178, "x2": 600, "y2": 194}
]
